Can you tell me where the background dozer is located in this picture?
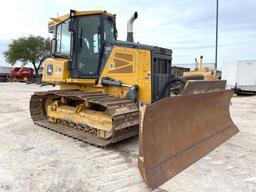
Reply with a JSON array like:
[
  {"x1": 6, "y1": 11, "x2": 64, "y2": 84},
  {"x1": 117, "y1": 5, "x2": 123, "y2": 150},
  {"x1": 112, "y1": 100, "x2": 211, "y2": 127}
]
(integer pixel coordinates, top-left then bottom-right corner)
[
  {"x1": 30, "y1": 10, "x2": 238, "y2": 189},
  {"x1": 183, "y1": 55, "x2": 222, "y2": 80}
]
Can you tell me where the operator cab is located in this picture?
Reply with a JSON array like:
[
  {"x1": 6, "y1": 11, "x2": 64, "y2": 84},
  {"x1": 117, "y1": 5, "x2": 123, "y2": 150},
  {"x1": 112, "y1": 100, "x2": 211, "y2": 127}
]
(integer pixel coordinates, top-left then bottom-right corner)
[{"x1": 49, "y1": 10, "x2": 117, "y2": 78}]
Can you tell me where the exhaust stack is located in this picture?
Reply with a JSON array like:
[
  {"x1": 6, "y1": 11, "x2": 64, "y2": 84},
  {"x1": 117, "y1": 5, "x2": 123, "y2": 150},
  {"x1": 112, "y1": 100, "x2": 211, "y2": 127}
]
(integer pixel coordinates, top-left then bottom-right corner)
[{"x1": 127, "y1": 12, "x2": 138, "y2": 42}]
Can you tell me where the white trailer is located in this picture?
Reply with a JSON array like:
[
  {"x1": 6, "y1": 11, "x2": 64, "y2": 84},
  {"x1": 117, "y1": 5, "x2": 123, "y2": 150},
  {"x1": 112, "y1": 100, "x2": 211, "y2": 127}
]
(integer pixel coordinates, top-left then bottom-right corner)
[{"x1": 222, "y1": 60, "x2": 256, "y2": 94}]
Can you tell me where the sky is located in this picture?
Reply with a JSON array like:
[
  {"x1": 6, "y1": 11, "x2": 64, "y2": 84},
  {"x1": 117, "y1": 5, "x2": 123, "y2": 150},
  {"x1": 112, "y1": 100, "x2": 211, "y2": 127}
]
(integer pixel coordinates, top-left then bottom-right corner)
[{"x1": 0, "y1": 0, "x2": 255, "y2": 69}]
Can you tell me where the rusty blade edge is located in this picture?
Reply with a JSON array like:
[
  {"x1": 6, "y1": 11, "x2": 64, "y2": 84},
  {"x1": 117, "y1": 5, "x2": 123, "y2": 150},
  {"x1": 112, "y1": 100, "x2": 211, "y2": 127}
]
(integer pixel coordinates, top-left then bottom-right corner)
[
  {"x1": 138, "y1": 124, "x2": 238, "y2": 189},
  {"x1": 145, "y1": 124, "x2": 236, "y2": 174},
  {"x1": 138, "y1": 89, "x2": 239, "y2": 189}
]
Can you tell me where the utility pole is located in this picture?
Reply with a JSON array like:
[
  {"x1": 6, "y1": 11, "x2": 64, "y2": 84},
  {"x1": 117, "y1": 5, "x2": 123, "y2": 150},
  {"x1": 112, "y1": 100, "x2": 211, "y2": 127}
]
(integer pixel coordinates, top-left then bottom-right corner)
[{"x1": 215, "y1": 0, "x2": 219, "y2": 70}]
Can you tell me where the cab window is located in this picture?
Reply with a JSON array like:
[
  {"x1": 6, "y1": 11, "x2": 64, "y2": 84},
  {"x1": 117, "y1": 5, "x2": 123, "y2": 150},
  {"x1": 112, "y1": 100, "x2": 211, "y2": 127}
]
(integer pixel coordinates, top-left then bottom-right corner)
[{"x1": 56, "y1": 20, "x2": 71, "y2": 55}]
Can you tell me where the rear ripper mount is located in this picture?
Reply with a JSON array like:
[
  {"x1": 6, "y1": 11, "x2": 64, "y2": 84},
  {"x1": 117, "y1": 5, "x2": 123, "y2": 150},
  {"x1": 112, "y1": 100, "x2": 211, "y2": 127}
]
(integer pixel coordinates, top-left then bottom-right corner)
[{"x1": 30, "y1": 90, "x2": 139, "y2": 146}]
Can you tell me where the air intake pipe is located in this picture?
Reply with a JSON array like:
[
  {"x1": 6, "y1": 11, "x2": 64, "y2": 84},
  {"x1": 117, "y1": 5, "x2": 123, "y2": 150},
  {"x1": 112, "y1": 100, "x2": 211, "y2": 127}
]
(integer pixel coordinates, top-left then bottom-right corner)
[{"x1": 127, "y1": 12, "x2": 138, "y2": 42}]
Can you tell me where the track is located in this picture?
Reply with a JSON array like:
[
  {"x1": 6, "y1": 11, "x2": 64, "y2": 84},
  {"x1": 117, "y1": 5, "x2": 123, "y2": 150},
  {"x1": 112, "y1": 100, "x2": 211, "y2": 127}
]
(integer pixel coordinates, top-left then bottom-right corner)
[{"x1": 30, "y1": 90, "x2": 139, "y2": 146}]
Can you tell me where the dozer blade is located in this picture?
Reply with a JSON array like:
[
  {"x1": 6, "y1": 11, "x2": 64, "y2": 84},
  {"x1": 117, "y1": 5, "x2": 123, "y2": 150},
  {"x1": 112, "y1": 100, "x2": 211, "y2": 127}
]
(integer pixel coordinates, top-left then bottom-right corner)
[
  {"x1": 138, "y1": 89, "x2": 238, "y2": 189},
  {"x1": 183, "y1": 80, "x2": 227, "y2": 95}
]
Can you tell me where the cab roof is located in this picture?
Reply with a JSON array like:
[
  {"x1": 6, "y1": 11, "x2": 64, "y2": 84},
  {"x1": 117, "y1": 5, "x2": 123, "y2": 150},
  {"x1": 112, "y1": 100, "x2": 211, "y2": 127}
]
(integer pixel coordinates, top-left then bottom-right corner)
[{"x1": 48, "y1": 10, "x2": 116, "y2": 29}]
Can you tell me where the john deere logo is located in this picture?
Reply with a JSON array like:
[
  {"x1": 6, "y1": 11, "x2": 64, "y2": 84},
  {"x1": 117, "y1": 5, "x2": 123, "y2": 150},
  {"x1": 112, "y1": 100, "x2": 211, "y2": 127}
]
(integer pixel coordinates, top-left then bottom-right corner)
[{"x1": 47, "y1": 64, "x2": 53, "y2": 75}]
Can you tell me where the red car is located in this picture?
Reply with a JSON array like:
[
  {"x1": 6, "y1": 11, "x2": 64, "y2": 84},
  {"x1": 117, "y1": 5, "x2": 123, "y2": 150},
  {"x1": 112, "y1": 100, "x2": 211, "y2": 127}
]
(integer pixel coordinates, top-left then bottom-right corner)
[{"x1": 11, "y1": 67, "x2": 34, "y2": 82}]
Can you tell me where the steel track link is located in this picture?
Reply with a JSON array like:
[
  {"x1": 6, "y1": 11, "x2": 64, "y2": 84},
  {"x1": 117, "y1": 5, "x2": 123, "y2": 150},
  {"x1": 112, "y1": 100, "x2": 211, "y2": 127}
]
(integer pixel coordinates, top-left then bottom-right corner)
[{"x1": 29, "y1": 90, "x2": 139, "y2": 146}]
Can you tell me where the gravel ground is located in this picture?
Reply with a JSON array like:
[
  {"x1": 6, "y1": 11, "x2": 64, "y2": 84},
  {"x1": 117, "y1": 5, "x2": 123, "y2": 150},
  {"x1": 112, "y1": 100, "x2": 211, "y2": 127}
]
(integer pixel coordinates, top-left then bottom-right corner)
[{"x1": 0, "y1": 82, "x2": 255, "y2": 192}]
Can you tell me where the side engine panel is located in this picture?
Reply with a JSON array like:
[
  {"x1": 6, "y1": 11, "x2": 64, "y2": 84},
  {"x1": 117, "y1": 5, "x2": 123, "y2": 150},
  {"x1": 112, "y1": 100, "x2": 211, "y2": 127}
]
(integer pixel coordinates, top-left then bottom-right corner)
[{"x1": 100, "y1": 45, "x2": 152, "y2": 104}]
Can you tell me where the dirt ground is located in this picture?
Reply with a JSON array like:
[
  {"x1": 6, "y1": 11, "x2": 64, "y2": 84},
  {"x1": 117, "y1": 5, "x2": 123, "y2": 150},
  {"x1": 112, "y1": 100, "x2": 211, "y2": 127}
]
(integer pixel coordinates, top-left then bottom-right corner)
[{"x1": 0, "y1": 82, "x2": 255, "y2": 192}]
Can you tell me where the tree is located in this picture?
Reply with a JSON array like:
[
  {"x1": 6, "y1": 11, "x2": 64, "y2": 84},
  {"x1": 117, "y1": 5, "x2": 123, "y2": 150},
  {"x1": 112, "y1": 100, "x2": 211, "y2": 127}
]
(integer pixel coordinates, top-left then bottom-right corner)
[{"x1": 4, "y1": 35, "x2": 50, "y2": 79}]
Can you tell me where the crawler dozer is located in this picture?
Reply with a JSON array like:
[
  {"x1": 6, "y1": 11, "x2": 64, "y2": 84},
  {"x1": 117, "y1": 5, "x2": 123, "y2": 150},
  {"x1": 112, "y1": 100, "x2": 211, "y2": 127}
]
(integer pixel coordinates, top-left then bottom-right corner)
[
  {"x1": 183, "y1": 55, "x2": 222, "y2": 80},
  {"x1": 30, "y1": 10, "x2": 238, "y2": 189}
]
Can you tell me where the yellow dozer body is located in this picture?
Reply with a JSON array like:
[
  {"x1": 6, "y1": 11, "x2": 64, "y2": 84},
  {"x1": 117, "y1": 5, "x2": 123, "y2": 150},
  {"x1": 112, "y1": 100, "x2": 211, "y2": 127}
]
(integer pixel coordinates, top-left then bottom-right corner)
[{"x1": 30, "y1": 10, "x2": 238, "y2": 189}]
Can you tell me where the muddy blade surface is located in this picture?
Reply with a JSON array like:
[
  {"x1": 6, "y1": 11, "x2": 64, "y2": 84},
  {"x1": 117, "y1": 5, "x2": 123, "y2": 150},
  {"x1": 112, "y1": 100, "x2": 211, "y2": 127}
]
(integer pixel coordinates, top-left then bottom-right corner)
[{"x1": 138, "y1": 90, "x2": 238, "y2": 189}]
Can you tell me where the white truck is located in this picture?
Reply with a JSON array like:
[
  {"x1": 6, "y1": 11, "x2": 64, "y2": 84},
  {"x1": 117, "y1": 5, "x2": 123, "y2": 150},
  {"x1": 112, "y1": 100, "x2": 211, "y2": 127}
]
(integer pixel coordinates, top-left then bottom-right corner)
[
  {"x1": 222, "y1": 60, "x2": 256, "y2": 94},
  {"x1": 0, "y1": 66, "x2": 12, "y2": 82}
]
